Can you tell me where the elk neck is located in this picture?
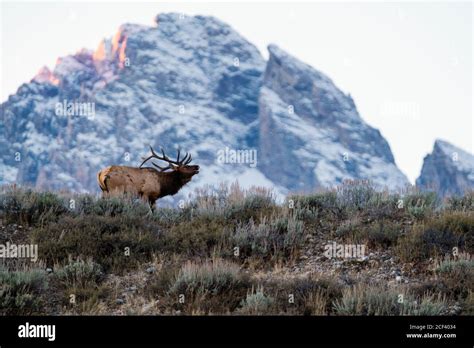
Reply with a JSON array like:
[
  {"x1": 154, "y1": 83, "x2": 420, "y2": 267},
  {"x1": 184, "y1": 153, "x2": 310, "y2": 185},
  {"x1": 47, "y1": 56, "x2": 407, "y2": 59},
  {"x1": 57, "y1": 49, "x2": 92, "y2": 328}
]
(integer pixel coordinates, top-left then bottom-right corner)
[{"x1": 156, "y1": 170, "x2": 190, "y2": 196}]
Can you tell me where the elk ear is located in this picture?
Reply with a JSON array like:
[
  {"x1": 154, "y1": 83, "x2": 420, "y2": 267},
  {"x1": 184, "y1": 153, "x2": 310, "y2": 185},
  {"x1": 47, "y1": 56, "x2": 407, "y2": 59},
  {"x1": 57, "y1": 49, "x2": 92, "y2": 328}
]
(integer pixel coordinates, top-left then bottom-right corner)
[{"x1": 170, "y1": 164, "x2": 178, "y2": 171}]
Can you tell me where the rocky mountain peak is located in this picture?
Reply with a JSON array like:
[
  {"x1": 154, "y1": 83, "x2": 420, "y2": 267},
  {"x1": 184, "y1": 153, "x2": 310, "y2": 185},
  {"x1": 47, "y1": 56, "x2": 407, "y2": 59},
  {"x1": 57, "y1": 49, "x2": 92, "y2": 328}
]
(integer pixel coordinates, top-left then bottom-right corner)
[
  {"x1": 265, "y1": 44, "x2": 359, "y2": 124},
  {"x1": 32, "y1": 66, "x2": 59, "y2": 85},
  {"x1": 1, "y1": 13, "x2": 413, "y2": 200},
  {"x1": 416, "y1": 139, "x2": 474, "y2": 197},
  {"x1": 259, "y1": 45, "x2": 407, "y2": 191}
]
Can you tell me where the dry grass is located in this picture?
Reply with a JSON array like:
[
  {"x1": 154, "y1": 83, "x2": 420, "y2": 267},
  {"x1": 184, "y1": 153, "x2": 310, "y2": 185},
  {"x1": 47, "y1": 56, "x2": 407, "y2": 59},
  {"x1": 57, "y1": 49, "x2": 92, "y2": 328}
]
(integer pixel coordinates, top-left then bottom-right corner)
[{"x1": 0, "y1": 183, "x2": 472, "y2": 315}]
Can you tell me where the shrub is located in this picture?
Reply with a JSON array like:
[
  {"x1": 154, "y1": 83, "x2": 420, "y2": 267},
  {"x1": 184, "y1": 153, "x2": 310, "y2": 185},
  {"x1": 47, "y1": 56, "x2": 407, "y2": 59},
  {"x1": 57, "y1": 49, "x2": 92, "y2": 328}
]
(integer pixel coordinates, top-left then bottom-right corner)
[
  {"x1": 154, "y1": 207, "x2": 189, "y2": 226},
  {"x1": 333, "y1": 284, "x2": 447, "y2": 316},
  {"x1": 435, "y1": 254, "x2": 474, "y2": 299},
  {"x1": 432, "y1": 212, "x2": 474, "y2": 251},
  {"x1": 336, "y1": 183, "x2": 378, "y2": 211},
  {"x1": 238, "y1": 287, "x2": 274, "y2": 315},
  {"x1": 290, "y1": 204, "x2": 319, "y2": 224},
  {"x1": 74, "y1": 194, "x2": 150, "y2": 218},
  {"x1": 52, "y1": 259, "x2": 108, "y2": 313},
  {"x1": 409, "y1": 294, "x2": 448, "y2": 315},
  {"x1": 0, "y1": 187, "x2": 67, "y2": 225},
  {"x1": 170, "y1": 259, "x2": 241, "y2": 295},
  {"x1": 365, "y1": 221, "x2": 404, "y2": 248},
  {"x1": 144, "y1": 262, "x2": 180, "y2": 298},
  {"x1": 2, "y1": 185, "x2": 472, "y2": 315},
  {"x1": 303, "y1": 289, "x2": 329, "y2": 315},
  {"x1": 159, "y1": 217, "x2": 226, "y2": 256},
  {"x1": 333, "y1": 284, "x2": 406, "y2": 315},
  {"x1": 229, "y1": 215, "x2": 304, "y2": 260},
  {"x1": 192, "y1": 184, "x2": 276, "y2": 223},
  {"x1": 445, "y1": 192, "x2": 474, "y2": 212},
  {"x1": 290, "y1": 184, "x2": 401, "y2": 221},
  {"x1": 364, "y1": 195, "x2": 403, "y2": 220},
  {"x1": 336, "y1": 217, "x2": 403, "y2": 248},
  {"x1": 396, "y1": 212, "x2": 473, "y2": 262},
  {"x1": 31, "y1": 215, "x2": 162, "y2": 273},
  {"x1": 403, "y1": 191, "x2": 438, "y2": 219},
  {"x1": 288, "y1": 191, "x2": 339, "y2": 218},
  {"x1": 0, "y1": 267, "x2": 48, "y2": 315},
  {"x1": 436, "y1": 254, "x2": 474, "y2": 273},
  {"x1": 463, "y1": 290, "x2": 474, "y2": 315},
  {"x1": 335, "y1": 215, "x2": 363, "y2": 239},
  {"x1": 264, "y1": 275, "x2": 343, "y2": 315},
  {"x1": 193, "y1": 184, "x2": 230, "y2": 211},
  {"x1": 169, "y1": 259, "x2": 250, "y2": 313},
  {"x1": 224, "y1": 193, "x2": 276, "y2": 223},
  {"x1": 55, "y1": 259, "x2": 104, "y2": 288}
]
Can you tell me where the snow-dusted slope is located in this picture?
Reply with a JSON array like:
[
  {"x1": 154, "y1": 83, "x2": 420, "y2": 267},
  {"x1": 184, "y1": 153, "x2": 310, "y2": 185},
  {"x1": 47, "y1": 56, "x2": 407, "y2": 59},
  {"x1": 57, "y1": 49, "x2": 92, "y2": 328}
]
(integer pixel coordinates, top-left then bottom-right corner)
[
  {"x1": 1, "y1": 13, "x2": 409, "y2": 201},
  {"x1": 416, "y1": 140, "x2": 474, "y2": 197},
  {"x1": 1, "y1": 14, "x2": 267, "y2": 195},
  {"x1": 258, "y1": 45, "x2": 408, "y2": 191}
]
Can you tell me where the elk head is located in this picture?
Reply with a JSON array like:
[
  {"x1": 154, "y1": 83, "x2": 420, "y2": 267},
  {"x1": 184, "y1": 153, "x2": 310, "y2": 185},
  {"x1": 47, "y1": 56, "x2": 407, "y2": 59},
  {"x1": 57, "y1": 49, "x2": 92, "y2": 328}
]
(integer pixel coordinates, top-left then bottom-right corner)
[{"x1": 139, "y1": 146, "x2": 200, "y2": 184}]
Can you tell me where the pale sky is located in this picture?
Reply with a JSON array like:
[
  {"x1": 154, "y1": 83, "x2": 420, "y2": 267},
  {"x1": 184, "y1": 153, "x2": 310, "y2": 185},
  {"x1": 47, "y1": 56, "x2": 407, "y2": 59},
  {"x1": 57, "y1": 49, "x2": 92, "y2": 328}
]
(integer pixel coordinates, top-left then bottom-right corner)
[{"x1": 1, "y1": 1, "x2": 472, "y2": 183}]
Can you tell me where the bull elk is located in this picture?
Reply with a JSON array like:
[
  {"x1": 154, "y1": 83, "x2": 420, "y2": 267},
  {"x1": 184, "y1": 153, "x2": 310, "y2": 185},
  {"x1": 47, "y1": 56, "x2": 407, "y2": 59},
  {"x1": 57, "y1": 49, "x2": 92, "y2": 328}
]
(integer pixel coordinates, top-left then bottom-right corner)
[{"x1": 97, "y1": 146, "x2": 199, "y2": 208}]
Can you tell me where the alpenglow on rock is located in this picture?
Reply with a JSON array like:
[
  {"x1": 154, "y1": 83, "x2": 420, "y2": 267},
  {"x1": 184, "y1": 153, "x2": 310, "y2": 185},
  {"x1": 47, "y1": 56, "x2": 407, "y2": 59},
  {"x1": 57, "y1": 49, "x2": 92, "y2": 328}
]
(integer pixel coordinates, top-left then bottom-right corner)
[
  {"x1": 1, "y1": 13, "x2": 409, "y2": 200},
  {"x1": 416, "y1": 140, "x2": 474, "y2": 197}
]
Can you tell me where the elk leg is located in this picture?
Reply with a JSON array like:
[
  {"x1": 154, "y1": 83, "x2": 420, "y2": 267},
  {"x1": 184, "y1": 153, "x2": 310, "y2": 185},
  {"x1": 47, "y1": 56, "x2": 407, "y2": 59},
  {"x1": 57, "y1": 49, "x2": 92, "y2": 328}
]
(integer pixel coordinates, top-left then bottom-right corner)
[
  {"x1": 140, "y1": 193, "x2": 155, "y2": 212},
  {"x1": 140, "y1": 193, "x2": 149, "y2": 204},
  {"x1": 148, "y1": 198, "x2": 157, "y2": 212}
]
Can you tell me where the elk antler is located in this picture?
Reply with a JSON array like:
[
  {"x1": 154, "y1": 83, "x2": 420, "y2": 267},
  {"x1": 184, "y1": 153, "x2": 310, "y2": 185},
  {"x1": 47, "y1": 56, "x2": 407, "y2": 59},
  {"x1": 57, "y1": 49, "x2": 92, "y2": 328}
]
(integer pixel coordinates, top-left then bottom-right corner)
[{"x1": 139, "y1": 145, "x2": 192, "y2": 171}]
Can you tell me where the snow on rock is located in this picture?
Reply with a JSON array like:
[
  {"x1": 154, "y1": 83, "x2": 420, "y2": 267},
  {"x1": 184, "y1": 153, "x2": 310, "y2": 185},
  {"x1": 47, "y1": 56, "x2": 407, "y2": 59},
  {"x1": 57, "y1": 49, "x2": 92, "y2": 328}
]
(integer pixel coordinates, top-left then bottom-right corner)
[
  {"x1": 416, "y1": 139, "x2": 474, "y2": 197},
  {"x1": 1, "y1": 13, "x2": 412, "y2": 199},
  {"x1": 258, "y1": 45, "x2": 409, "y2": 192}
]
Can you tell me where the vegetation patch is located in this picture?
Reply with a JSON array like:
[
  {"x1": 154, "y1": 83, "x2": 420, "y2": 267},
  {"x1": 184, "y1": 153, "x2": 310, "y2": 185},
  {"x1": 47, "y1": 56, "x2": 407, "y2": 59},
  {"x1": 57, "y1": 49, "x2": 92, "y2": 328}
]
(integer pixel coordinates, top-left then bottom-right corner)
[
  {"x1": 30, "y1": 215, "x2": 162, "y2": 273},
  {"x1": 0, "y1": 184, "x2": 472, "y2": 315},
  {"x1": 0, "y1": 266, "x2": 48, "y2": 315},
  {"x1": 168, "y1": 259, "x2": 251, "y2": 314},
  {"x1": 333, "y1": 284, "x2": 447, "y2": 316},
  {"x1": 229, "y1": 215, "x2": 304, "y2": 260},
  {"x1": 396, "y1": 211, "x2": 473, "y2": 262}
]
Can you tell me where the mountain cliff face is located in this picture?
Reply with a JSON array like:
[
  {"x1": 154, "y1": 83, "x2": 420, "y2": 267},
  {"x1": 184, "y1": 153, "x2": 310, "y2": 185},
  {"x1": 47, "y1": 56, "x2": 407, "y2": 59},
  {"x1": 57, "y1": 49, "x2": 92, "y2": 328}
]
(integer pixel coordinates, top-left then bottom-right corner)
[
  {"x1": 258, "y1": 45, "x2": 407, "y2": 191},
  {"x1": 416, "y1": 140, "x2": 474, "y2": 197},
  {"x1": 1, "y1": 13, "x2": 409, "y2": 200}
]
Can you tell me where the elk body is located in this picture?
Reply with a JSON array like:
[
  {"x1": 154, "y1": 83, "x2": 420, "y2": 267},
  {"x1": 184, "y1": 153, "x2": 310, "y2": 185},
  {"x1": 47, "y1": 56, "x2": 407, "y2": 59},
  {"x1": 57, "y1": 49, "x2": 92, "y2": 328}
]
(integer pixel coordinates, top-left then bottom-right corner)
[{"x1": 97, "y1": 147, "x2": 199, "y2": 208}]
